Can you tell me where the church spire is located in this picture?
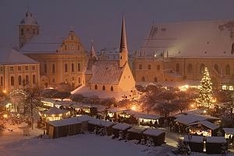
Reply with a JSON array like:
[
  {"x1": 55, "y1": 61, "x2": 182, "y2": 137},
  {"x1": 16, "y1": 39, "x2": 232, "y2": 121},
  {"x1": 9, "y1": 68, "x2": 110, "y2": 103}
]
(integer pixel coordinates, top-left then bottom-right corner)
[
  {"x1": 90, "y1": 40, "x2": 98, "y2": 60},
  {"x1": 119, "y1": 15, "x2": 128, "y2": 67}
]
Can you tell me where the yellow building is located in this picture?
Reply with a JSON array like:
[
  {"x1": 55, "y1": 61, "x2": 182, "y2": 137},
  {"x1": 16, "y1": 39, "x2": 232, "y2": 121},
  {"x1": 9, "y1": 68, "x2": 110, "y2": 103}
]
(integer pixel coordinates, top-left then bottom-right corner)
[
  {"x1": 19, "y1": 10, "x2": 87, "y2": 89},
  {"x1": 133, "y1": 20, "x2": 234, "y2": 89},
  {"x1": 0, "y1": 48, "x2": 40, "y2": 92}
]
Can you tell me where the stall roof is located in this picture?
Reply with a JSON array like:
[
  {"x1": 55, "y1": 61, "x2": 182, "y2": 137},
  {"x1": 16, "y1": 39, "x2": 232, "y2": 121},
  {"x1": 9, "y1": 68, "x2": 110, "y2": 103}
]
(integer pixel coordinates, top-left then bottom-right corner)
[
  {"x1": 206, "y1": 137, "x2": 227, "y2": 143},
  {"x1": 143, "y1": 128, "x2": 164, "y2": 137},
  {"x1": 112, "y1": 123, "x2": 131, "y2": 130},
  {"x1": 183, "y1": 135, "x2": 204, "y2": 143},
  {"x1": 88, "y1": 118, "x2": 115, "y2": 127},
  {"x1": 223, "y1": 128, "x2": 234, "y2": 135},
  {"x1": 41, "y1": 107, "x2": 69, "y2": 115},
  {"x1": 175, "y1": 114, "x2": 219, "y2": 125},
  {"x1": 189, "y1": 120, "x2": 218, "y2": 130},
  {"x1": 134, "y1": 113, "x2": 161, "y2": 120},
  {"x1": 127, "y1": 126, "x2": 146, "y2": 133}
]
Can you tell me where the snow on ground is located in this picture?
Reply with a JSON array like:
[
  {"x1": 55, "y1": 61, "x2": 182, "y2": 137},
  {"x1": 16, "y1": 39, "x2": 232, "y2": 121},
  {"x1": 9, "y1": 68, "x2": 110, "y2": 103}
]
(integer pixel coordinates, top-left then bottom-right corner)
[{"x1": 0, "y1": 123, "x2": 234, "y2": 156}]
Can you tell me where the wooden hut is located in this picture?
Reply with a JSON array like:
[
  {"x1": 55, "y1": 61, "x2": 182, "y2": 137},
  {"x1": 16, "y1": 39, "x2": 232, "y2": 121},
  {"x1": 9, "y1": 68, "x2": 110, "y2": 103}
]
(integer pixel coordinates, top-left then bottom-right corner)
[
  {"x1": 206, "y1": 136, "x2": 227, "y2": 154},
  {"x1": 88, "y1": 118, "x2": 115, "y2": 135},
  {"x1": 46, "y1": 115, "x2": 91, "y2": 138},
  {"x1": 188, "y1": 120, "x2": 219, "y2": 136},
  {"x1": 142, "y1": 128, "x2": 165, "y2": 146},
  {"x1": 183, "y1": 135, "x2": 204, "y2": 153},
  {"x1": 126, "y1": 126, "x2": 146, "y2": 141},
  {"x1": 134, "y1": 113, "x2": 161, "y2": 127},
  {"x1": 112, "y1": 123, "x2": 131, "y2": 139},
  {"x1": 40, "y1": 106, "x2": 70, "y2": 122}
]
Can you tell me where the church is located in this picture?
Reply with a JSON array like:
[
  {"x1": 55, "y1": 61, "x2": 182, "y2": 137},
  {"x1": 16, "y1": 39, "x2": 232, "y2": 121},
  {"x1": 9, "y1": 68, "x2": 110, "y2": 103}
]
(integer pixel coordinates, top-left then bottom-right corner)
[
  {"x1": 73, "y1": 16, "x2": 136, "y2": 99},
  {"x1": 18, "y1": 10, "x2": 87, "y2": 90}
]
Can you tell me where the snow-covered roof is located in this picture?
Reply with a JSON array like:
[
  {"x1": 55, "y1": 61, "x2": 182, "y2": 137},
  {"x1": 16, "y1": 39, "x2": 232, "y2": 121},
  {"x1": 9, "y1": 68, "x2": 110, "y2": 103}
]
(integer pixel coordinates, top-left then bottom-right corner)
[
  {"x1": 47, "y1": 115, "x2": 91, "y2": 127},
  {"x1": 134, "y1": 113, "x2": 161, "y2": 120},
  {"x1": 89, "y1": 60, "x2": 123, "y2": 85},
  {"x1": 71, "y1": 86, "x2": 131, "y2": 100},
  {"x1": 223, "y1": 128, "x2": 234, "y2": 135},
  {"x1": 140, "y1": 20, "x2": 234, "y2": 58},
  {"x1": 0, "y1": 48, "x2": 38, "y2": 65},
  {"x1": 20, "y1": 11, "x2": 38, "y2": 26},
  {"x1": 143, "y1": 128, "x2": 164, "y2": 137},
  {"x1": 112, "y1": 123, "x2": 131, "y2": 130},
  {"x1": 175, "y1": 114, "x2": 218, "y2": 125},
  {"x1": 20, "y1": 34, "x2": 64, "y2": 53},
  {"x1": 206, "y1": 136, "x2": 227, "y2": 143},
  {"x1": 41, "y1": 107, "x2": 69, "y2": 115},
  {"x1": 127, "y1": 126, "x2": 146, "y2": 133},
  {"x1": 189, "y1": 120, "x2": 218, "y2": 130},
  {"x1": 183, "y1": 135, "x2": 204, "y2": 143},
  {"x1": 88, "y1": 118, "x2": 115, "y2": 127}
]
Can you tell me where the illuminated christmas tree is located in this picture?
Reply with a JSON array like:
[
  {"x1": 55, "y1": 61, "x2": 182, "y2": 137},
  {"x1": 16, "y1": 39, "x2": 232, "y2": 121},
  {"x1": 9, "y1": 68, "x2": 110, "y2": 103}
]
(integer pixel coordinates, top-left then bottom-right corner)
[{"x1": 197, "y1": 67, "x2": 213, "y2": 109}]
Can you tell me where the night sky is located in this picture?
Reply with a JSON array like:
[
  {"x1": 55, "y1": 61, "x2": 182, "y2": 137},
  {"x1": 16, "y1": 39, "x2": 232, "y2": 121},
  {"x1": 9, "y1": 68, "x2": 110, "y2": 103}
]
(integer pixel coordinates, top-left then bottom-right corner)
[{"x1": 1, "y1": 0, "x2": 234, "y2": 52}]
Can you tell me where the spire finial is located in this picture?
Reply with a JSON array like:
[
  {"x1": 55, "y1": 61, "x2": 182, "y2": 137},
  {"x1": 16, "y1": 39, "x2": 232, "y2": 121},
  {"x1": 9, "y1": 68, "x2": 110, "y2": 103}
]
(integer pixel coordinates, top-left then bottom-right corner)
[{"x1": 70, "y1": 25, "x2": 74, "y2": 32}]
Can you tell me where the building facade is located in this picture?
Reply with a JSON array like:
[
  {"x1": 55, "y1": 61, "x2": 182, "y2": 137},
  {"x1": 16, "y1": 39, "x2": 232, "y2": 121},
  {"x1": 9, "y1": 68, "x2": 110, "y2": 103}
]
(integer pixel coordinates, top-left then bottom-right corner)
[
  {"x1": 19, "y1": 10, "x2": 87, "y2": 89},
  {"x1": 133, "y1": 20, "x2": 234, "y2": 89}
]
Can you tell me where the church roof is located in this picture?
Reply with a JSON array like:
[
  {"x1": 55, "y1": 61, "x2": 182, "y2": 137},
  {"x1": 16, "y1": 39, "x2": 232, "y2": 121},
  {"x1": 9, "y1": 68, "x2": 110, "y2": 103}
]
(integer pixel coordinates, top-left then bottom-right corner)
[
  {"x1": 20, "y1": 10, "x2": 38, "y2": 26},
  {"x1": 89, "y1": 60, "x2": 124, "y2": 85},
  {"x1": 20, "y1": 34, "x2": 64, "y2": 53},
  {"x1": 0, "y1": 47, "x2": 38, "y2": 65},
  {"x1": 140, "y1": 20, "x2": 234, "y2": 58}
]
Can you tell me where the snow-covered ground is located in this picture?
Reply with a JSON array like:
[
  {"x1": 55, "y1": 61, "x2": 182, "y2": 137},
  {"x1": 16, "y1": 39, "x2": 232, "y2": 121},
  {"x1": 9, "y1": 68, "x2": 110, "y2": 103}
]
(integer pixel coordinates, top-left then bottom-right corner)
[{"x1": 0, "y1": 123, "x2": 234, "y2": 156}]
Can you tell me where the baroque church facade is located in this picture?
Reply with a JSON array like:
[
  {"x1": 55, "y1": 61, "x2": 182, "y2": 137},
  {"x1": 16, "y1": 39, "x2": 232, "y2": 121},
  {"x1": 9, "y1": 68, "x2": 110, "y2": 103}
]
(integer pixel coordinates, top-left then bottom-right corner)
[
  {"x1": 133, "y1": 20, "x2": 234, "y2": 90},
  {"x1": 19, "y1": 10, "x2": 87, "y2": 90}
]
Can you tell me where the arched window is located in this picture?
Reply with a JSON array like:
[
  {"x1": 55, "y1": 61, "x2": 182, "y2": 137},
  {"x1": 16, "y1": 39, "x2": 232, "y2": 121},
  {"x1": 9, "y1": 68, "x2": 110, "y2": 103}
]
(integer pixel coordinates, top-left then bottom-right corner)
[
  {"x1": 226, "y1": 64, "x2": 230, "y2": 75},
  {"x1": 187, "y1": 64, "x2": 193, "y2": 73},
  {"x1": 78, "y1": 63, "x2": 81, "y2": 71},
  {"x1": 102, "y1": 85, "x2": 105, "y2": 91},
  {"x1": 200, "y1": 64, "x2": 205, "y2": 74},
  {"x1": 111, "y1": 86, "x2": 114, "y2": 91},
  {"x1": 142, "y1": 76, "x2": 145, "y2": 82},
  {"x1": 26, "y1": 75, "x2": 29, "y2": 83},
  {"x1": 231, "y1": 43, "x2": 234, "y2": 54},
  {"x1": 18, "y1": 76, "x2": 22, "y2": 85},
  {"x1": 11, "y1": 76, "x2": 14, "y2": 86},
  {"x1": 33, "y1": 75, "x2": 36, "y2": 84},
  {"x1": 65, "y1": 63, "x2": 68, "y2": 72},
  {"x1": 52, "y1": 64, "x2": 55, "y2": 73},
  {"x1": 154, "y1": 77, "x2": 157, "y2": 82},
  {"x1": 214, "y1": 64, "x2": 219, "y2": 74},
  {"x1": 0, "y1": 76, "x2": 3, "y2": 86},
  {"x1": 44, "y1": 63, "x2": 47, "y2": 73},
  {"x1": 95, "y1": 85, "x2": 98, "y2": 90},
  {"x1": 176, "y1": 63, "x2": 180, "y2": 72}
]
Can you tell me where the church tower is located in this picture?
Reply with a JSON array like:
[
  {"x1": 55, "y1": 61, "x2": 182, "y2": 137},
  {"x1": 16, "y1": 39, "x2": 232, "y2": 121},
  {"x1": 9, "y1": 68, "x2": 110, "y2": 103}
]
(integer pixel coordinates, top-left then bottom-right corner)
[
  {"x1": 19, "y1": 9, "x2": 39, "y2": 49},
  {"x1": 119, "y1": 16, "x2": 128, "y2": 68}
]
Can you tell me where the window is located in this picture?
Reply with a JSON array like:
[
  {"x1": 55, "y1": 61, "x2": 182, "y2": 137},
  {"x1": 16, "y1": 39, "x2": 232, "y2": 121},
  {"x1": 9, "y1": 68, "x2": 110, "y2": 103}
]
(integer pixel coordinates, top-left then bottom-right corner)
[
  {"x1": 25, "y1": 66, "x2": 28, "y2": 70},
  {"x1": 65, "y1": 45, "x2": 67, "y2": 51},
  {"x1": 0, "y1": 76, "x2": 3, "y2": 86},
  {"x1": 176, "y1": 63, "x2": 180, "y2": 72},
  {"x1": 11, "y1": 76, "x2": 14, "y2": 86},
  {"x1": 18, "y1": 76, "x2": 22, "y2": 85},
  {"x1": 95, "y1": 85, "x2": 98, "y2": 90},
  {"x1": 33, "y1": 75, "x2": 36, "y2": 84},
  {"x1": 157, "y1": 65, "x2": 160, "y2": 71},
  {"x1": 78, "y1": 77, "x2": 81, "y2": 83},
  {"x1": 32, "y1": 66, "x2": 35, "y2": 70},
  {"x1": 200, "y1": 64, "x2": 205, "y2": 74},
  {"x1": 65, "y1": 63, "x2": 68, "y2": 72},
  {"x1": 10, "y1": 66, "x2": 14, "y2": 71},
  {"x1": 18, "y1": 66, "x2": 21, "y2": 71},
  {"x1": 214, "y1": 64, "x2": 219, "y2": 74},
  {"x1": 187, "y1": 64, "x2": 193, "y2": 73},
  {"x1": 78, "y1": 63, "x2": 81, "y2": 71},
  {"x1": 111, "y1": 86, "x2": 114, "y2": 91},
  {"x1": 52, "y1": 64, "x2": 55, "y2": 73},
  {"x1": 0, "y1": 67, "x2": 2, "y2": 72},
  {"x1": 102, "y1": 85, "x2": 105, "y2": 91},
  {"x1": 148, "y1": 64, "x2": 151, "y2": 70},
  {"x1": 71, "y1": 63, "x2": 74, "y2": 72},
  {"x1": 139, "y1": 64, "x2": 142, "y2": 70},
  {"x1": 142, "y1": 76, "x2": 145, "y2": 82},
  {"x1": 154, "y1": 77, "x2": 157, "y2": 82},
  {"x1": 44, "y1": 64, "x2": 47, "y2": 73},
  {"x1": 226, "y1": 64, "x2": 230, "y2": 75},
  {"x1": 232, "y1": 43, "x2": 234, "y2": 54},
  {"x1": 26, "y1": 75, "x2": 29, "y2": 83},
  {"x1": 21, "y1": 28, "x2": 24, "y2": 36}
]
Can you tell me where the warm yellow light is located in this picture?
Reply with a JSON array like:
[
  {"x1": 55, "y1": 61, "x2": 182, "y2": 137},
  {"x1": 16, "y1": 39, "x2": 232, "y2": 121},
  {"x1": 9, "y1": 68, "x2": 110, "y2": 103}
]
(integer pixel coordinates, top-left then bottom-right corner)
[
  {"x1": 3, "y1": 114, "x2": 8, "y2": 118},
  {"x1": 179, "y1": 85, "x2": 189, "y2": 91},
  {"x1": 130, "y1": 105, "x2": 137, "y2": 111},
  {"x1": 191, "y1": 104, "x2": 195, "y2": 108},
  {"x1": 3, "y1": 90, "x2": 7, "y2": 94},
  {"x1": 203, "y1": 110, "x2": 207, "y2": 114}
]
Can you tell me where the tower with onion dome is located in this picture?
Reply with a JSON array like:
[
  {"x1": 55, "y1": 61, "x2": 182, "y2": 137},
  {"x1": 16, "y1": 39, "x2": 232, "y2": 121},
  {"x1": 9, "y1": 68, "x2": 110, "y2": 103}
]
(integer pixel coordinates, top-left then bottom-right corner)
[{"x1": 19, "y1": 9, "x2": 39, "y2": 48}]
